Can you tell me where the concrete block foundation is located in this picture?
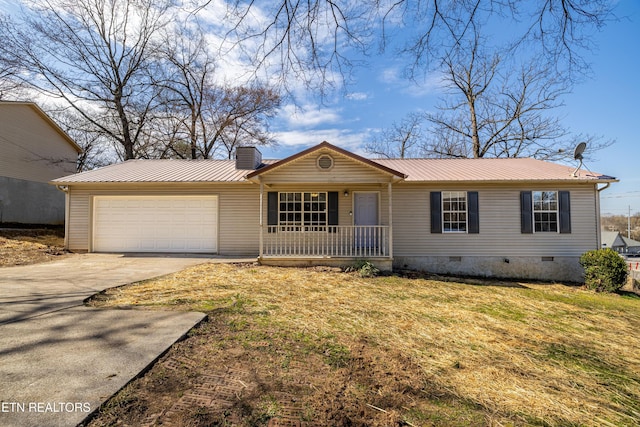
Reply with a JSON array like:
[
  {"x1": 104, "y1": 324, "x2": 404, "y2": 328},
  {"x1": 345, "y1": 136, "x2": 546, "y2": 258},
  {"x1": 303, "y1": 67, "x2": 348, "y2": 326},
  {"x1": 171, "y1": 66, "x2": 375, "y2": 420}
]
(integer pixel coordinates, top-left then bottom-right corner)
[
  {"x1": 394, "y1": 255, "x2": 584, "y2": 282},
  {"x1": 0, "y1": 176, "x2": 65, "y2": 225}
]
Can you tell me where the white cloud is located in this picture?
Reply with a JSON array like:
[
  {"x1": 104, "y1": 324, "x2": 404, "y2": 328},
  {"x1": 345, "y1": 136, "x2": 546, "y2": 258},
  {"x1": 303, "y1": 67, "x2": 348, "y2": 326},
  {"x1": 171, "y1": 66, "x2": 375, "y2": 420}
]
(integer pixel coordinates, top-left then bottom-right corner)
[
  {"x1": 377, "y1": 66, "x2": 444, "y2": 98},
  {"x1": 278, "y1": 104, "x2": 342, "y2": 128},
  {"x1": 380, "y1": 67, "x2": 401, "y2": 84},
  {"x1": 345, "y1": 92, "x2": 369, "y2": 101},
  {"x1": 273, "y1": 128, "x2": 372, "y2": 154}
]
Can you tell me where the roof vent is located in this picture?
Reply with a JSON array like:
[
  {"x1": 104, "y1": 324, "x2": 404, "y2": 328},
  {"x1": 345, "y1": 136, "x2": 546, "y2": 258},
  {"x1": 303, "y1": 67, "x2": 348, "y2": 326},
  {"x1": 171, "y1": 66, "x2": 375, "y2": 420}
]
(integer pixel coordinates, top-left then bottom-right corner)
[
  {"x1": 235, "y1": 146, "x2": 262, "y2": 170},
  {"x1": 317, "y1": 154, "x2": 334, "y2": 170}
]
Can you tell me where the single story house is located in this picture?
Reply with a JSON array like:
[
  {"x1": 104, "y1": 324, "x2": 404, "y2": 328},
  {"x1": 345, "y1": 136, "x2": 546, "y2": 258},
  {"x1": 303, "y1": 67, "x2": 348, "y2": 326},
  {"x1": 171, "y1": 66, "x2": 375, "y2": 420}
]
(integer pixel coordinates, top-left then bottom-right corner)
[
  {"x1": 51, "y1": 142, "x2": 617, "y2": 281},
  {"x1": 601, "y1": 231, "x2": 640, "y2": 254},
  {"x1": 601, "y1": 231, "x2": 627, "y2": 253},
  {"x1": 0, "y1": 101, "x2": 82, "y2": 225}
]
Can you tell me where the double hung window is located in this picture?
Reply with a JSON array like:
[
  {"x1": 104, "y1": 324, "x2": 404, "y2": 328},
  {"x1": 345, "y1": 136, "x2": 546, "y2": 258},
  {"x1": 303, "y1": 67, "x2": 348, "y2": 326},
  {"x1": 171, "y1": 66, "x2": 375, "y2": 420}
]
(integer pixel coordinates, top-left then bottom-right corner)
[
  {"x1": 521, "y1": 190, "x2": 570, "y2": 234},
  {"x1": 430, "y1": 191, "x2": 479, "y2": 234},
  {"x1": 442, "y1": 191, "x2": 467, "y2": 232},
  {"x1": 532, "y1": 191, "x2": 558, "y2": 232}
]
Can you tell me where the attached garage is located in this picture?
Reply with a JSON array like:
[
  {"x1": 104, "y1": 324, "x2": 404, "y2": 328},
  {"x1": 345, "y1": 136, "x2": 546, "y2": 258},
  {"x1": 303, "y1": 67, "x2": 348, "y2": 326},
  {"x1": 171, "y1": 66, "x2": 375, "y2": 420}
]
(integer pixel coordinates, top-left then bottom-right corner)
[{"x1": 93, "y1": 195, "x2": 218, "y2": 253}]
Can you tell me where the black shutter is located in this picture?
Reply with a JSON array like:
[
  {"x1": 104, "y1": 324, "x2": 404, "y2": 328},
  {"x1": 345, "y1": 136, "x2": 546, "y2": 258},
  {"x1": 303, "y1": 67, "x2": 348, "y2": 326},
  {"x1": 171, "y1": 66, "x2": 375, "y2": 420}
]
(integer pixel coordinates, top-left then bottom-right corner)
[
  {"x1": 267, "y1": 192, "x2": 278, "y2": 233},
  {"x1": 468, "y1": 191, "x2": 479, "y2": 234},
  {"x1": 327, "y1": 191, "x2": 338, "y2": 232},
  {"x1": 559, "y1": 191, "x2": 571, "y2": 234},
  {"x1": 521, "y1": 191, "x2": 533, "y2": 234},
  {"x1": 430, "y1": 192, "x2": 442, "y2": 234}
]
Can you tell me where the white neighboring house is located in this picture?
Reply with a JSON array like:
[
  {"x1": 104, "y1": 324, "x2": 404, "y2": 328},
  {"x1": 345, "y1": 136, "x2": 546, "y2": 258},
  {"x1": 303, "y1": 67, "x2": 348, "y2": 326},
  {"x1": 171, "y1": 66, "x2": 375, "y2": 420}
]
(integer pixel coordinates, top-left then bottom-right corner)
[
  {"x1": 0, "y1": 101, "x2": 82, "y2": 225},
  {"x1": 52, "y1": 142, "x2": 617, "y2": 282}
]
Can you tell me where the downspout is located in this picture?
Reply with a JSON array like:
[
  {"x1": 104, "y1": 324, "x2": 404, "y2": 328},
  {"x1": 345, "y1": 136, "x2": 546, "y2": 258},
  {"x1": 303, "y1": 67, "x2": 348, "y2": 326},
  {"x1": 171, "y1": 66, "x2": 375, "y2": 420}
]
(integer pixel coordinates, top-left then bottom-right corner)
[
  {"x1": 55, "y1": 185, "x2": 70, "y2": 250},
  {"x1": 595, "y1": 182, "x2": 612, "y2": 250},
  {"x1": 388, "y1": 181, "x2": 393, "y2": 259},
  {"x1": 259, "y1": 178, "x2": 264, "y2": 260}
]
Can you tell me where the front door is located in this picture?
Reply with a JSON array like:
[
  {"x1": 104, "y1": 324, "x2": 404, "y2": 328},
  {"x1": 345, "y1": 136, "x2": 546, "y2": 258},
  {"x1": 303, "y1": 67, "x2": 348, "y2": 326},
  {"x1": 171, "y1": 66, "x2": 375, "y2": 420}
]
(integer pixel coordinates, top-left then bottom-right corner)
[{"x1": 354, "y1": 192, "x2": 378, "y2": 248}]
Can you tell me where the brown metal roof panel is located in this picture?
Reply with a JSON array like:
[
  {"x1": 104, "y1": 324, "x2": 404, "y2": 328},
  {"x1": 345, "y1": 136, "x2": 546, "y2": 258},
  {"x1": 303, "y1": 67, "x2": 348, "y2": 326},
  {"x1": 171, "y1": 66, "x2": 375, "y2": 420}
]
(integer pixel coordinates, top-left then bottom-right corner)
[
  {"x1": 375, "y1": 158, "x2": 614, "y2": 182},
  {"x1": 52, "y1": 159, "x2": 281, "y2": 183},
  {"x1": 52, "y1": 155, "x2": 615, "y2": 184}
]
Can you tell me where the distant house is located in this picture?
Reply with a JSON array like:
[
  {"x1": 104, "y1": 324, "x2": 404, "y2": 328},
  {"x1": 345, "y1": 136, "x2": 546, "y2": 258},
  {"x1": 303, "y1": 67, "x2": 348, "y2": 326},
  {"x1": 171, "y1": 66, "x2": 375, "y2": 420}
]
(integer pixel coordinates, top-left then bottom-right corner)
[
  {"x1": 52, "y1": 142, "x2": 617, "y2": 281},
  {"x1": 602, "y1": 231, "x2": 640, "y2": 254},
  {"x1": 0, "y1": 102, "x2": 82, "y2": 225},
  {"x1": 601, "y1": 231, "x2": 627, "y2": 252}
]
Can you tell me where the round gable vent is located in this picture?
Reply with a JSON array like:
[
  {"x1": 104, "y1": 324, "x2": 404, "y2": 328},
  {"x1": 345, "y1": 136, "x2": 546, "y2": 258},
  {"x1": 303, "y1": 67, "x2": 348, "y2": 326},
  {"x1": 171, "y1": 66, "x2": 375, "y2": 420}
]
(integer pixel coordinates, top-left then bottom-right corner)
[{"x1": 317, "y1": 154, "x2": 334, "y2": 170}]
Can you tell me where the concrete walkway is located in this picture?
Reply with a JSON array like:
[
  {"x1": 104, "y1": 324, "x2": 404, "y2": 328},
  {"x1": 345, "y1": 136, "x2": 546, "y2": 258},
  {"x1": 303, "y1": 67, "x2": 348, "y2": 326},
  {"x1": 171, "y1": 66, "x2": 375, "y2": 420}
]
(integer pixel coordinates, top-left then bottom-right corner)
[{"x1": 0, "y1": 254, "x2": 252, "y2": 427}]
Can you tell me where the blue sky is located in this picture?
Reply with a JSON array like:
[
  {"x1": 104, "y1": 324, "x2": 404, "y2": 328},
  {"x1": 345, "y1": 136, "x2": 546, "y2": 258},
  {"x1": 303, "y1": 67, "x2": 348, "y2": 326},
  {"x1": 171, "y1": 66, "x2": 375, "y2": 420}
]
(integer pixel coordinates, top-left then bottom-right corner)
[
  {"x1": 264, "y1": 0, "x2": 640, "y2": 216},
  {"x1": 2, "y1": 0, "x2": 637, "y2": 215}
]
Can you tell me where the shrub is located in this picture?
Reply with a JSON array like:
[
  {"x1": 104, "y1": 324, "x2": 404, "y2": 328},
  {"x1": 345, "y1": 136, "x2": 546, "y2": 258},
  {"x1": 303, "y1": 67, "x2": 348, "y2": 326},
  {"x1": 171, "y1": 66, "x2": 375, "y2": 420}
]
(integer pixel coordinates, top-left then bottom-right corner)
[
  {"x1": 579, "y1": 248, "x2": 629, "y2": 292},
  {"x1": 346, "y1": 260, "x2": 380, "y2": 278}
]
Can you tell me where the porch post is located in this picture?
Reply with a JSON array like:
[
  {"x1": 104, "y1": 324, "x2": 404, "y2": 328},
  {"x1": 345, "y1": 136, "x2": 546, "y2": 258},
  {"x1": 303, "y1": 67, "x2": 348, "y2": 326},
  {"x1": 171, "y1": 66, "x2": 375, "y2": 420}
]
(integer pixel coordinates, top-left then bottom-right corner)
[
  {"x1": 259, "y1": 180, "x2": 264, "y2": 258},
  {"x1": 388, "y1": 181, "x2": 393, "y2": 259}
]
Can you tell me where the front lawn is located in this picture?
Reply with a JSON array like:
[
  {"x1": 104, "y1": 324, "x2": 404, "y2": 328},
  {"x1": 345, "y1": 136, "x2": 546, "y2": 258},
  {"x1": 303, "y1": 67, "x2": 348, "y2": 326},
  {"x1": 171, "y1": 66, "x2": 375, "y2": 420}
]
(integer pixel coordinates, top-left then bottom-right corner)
[{"x1": 86, "y1": 264, "x2": 640, "y2": 426}]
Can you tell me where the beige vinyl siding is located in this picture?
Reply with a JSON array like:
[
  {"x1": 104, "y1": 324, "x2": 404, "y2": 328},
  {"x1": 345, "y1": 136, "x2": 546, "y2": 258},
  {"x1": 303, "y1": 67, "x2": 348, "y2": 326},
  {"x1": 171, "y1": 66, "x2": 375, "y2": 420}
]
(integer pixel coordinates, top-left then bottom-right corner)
[
  {"x1": 218, "y1": 186, "x2": 260, "y2": 255},
  {"x1": 262, "y1": 149, "x2": 395, "y2": 184},
  {"x1": 260, "y1": 185, "x2": 390, "y2": 227},
  {"x1": 0, "y1": 104, "x2": 78, "y2": 182},
  {"x1": 67, "y1": 189, "x2": 90, "y2": 251},
  {"x1": 66, "y1": 184, "x2": 260, "y2": 255},
  {"x1": 392, "y1": 183, "x2": 599, "y2": 257}
]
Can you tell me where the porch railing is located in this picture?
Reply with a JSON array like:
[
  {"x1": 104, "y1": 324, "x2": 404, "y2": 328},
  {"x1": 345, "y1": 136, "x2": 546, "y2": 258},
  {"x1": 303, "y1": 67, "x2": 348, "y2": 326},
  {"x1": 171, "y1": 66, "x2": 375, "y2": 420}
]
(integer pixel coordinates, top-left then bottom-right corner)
[{"x1": 262, "y1": 225, "x2": 390, "y2": 258}]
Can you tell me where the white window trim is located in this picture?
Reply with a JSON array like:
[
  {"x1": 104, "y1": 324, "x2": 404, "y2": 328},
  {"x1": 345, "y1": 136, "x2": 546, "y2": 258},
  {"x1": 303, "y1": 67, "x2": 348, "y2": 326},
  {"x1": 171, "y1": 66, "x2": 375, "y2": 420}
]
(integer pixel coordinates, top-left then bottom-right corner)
[
  {"x1": 442, "y1": 191, "x2": 468, "y2": 233},
  {"x1": 532, "y1": 190, "x2": 559, "y2": 233},
  {"x1": 278, "y1": 191, "x2": 328, "y2": 232}
]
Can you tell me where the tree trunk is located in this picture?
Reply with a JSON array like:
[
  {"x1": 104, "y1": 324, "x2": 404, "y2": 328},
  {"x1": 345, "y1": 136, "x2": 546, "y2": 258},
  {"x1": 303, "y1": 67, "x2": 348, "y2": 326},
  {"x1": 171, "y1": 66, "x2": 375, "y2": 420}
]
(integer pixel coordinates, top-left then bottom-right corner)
[{"x1": 468, "y1": 97, "x2": 481, "y2": 159}]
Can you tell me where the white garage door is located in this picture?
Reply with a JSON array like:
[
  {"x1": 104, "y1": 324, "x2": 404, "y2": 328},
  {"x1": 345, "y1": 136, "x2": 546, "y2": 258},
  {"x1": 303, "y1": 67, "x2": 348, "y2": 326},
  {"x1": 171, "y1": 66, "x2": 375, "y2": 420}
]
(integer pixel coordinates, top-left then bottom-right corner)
[{"x1": 93, "y1": 196, "x2": 218, "y2": 253}]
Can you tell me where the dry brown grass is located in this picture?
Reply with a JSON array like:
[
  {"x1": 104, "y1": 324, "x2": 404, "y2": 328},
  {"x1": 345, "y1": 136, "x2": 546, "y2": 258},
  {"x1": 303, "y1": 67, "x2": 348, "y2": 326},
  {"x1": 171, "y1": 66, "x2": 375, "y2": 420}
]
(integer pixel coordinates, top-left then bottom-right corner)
[
  {"x1": 0, "y1": 228, "x2": 67, "y2": 267},
  {"x1": 90, "y1": 263, "x2": 640, "y2": 426}
]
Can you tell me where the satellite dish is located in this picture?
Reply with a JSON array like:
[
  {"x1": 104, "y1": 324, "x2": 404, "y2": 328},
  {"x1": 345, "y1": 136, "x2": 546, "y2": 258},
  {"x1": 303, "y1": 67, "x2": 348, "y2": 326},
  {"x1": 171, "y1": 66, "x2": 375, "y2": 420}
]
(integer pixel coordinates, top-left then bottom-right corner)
[
  {"x1": 574, "y1": 142, "x2": 587, "y2": 160},
  {"x1": 572, "y1": 142, "x2": 587, "y2": 177}
]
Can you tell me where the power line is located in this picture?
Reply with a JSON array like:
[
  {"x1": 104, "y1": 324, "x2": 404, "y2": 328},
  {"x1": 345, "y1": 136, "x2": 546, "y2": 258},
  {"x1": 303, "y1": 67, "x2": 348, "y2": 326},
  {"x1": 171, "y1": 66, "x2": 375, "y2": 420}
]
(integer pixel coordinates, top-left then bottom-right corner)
[{"x1": 600, "y1": 192, "x2": 640, "y2": 199}]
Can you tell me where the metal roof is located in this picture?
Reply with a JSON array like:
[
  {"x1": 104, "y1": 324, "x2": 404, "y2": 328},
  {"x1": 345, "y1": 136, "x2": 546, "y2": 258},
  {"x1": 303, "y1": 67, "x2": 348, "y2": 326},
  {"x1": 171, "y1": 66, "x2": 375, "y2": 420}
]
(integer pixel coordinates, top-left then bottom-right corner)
[
  {"x1": 52, "y1": 149, "x2": 616, "y2": 185},
  {"x1": 52, "y1": 159, "x2": 277, "y2": 183},
  {"x1": 375, "y1": 157, "x2": 615, "y2": 182}
]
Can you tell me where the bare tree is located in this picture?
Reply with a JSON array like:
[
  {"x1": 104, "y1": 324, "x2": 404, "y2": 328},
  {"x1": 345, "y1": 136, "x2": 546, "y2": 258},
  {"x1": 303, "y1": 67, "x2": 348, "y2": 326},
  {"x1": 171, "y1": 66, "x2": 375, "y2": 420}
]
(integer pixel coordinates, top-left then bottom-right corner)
[
  {"x1": 219, "y1": 0, "x2": 372, "y2": 95},
  {"x1": 49, "y1": 110, "x2": 116, "y2": 171},
  {"x1": 364, "y1": 112, "x2": 425, "y2": 159},
  {"x1": 154, "y1": 24, "x2": 213, "y2": 159},
  {"x1": 0, "y1": 0, "x2": 174, "y2": 160},
  {"x1": 200, "y1": 85, "x2": 281, "y2": 159},
  {"x1": 379, "y1": 0, "x2": 614, "y2": 79},
  {"x1": 153, "y1": 22, "x2": 282, "y2": 160},
  {"x1": 214, "y1": 1, "x2": 613, "y2": 94},
  {"x1": 420, "y1": 28, "x2": 613, "y2": 160},
  {"x1": 0, "y1": 65, "x2": 25, "y2": 100}
]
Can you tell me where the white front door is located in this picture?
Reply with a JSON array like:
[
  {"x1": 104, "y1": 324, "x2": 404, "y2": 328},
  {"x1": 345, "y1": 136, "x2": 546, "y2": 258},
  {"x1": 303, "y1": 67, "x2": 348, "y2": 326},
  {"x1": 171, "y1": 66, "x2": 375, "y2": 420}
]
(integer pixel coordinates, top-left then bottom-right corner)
[{"x1": 354, "y1": 192, "x2": 378, "y2": 247}]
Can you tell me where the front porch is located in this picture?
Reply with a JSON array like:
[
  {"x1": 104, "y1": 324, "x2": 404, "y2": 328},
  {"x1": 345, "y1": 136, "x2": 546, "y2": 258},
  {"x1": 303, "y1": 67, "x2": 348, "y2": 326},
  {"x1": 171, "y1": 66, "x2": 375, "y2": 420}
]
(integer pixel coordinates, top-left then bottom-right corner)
[
  {"x1": 245, "y1": 142, "x2": 407, "y2": 272},
  {"x1": 259, "y1": 224, "x2": 393, "y2": 271},
  {"x1": 262, "y1": 225, "x2": 390, "y2": 258}
]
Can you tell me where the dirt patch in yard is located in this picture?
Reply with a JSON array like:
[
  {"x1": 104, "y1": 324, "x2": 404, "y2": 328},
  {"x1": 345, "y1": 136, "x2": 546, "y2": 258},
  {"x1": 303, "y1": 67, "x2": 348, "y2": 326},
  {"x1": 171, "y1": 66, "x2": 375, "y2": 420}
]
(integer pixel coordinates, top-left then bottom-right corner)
[
  {"x1": 0, "y1": 227, "x2": 69, "y2": 267},
  {"x1": 85, "y1": 263, "x2": 640, "y2": 426},
  {"x1": 85, "y1": 302, "x2": 488, "y2": 427}
]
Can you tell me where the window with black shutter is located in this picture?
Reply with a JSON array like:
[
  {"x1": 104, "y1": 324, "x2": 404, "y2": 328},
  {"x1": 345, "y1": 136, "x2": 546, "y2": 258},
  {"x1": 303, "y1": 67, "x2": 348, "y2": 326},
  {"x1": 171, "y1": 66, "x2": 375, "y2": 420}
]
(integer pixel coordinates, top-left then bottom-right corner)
[{"x1": 431, "y1": 191, "x2": 479, "y2": 234}]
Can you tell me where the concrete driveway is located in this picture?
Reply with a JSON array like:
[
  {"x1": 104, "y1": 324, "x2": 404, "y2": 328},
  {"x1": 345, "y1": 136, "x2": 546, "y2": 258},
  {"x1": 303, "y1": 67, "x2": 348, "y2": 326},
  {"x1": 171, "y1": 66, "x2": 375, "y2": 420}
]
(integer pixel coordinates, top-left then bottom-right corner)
[{"x1": 0, "y1": 253, "x2": 232, "y2": 427}]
